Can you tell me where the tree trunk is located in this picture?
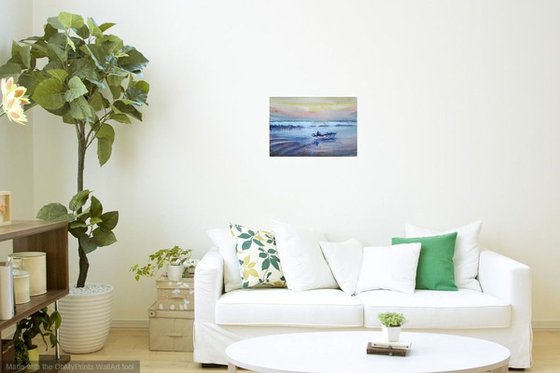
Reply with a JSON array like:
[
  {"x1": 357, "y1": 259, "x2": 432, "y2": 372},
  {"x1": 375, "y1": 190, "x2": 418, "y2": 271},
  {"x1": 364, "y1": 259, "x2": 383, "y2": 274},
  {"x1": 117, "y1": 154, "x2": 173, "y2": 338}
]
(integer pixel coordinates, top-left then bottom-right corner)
[
  {"x1": 76, "y1": 124, "x2": 89, "y2": 288},
  {"x1": 77, "y1": 244, "x2": 89, "y2": 288}
]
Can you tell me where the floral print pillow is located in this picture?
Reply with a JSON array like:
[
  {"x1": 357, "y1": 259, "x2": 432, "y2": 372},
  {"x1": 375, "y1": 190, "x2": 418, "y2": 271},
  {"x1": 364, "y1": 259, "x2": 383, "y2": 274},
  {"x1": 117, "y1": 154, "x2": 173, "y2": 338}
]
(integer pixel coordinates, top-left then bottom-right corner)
[{"x1": 230, "y1": 223, "x2": 286, "y2": 288}]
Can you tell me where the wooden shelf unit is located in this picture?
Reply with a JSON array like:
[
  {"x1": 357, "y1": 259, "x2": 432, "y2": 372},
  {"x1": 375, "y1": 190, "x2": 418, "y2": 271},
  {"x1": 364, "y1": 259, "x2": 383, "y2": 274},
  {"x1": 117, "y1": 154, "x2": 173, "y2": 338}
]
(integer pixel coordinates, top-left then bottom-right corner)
[{"x1": 0, "y1": 220, "x2": 70, "y2": 370}]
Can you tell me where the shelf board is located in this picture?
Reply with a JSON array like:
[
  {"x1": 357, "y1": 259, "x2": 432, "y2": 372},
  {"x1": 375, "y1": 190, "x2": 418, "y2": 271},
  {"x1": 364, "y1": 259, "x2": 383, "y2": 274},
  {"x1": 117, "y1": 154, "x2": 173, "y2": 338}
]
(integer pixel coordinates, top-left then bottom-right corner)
[
  {"x1": 0, "y1": 221, "x2": 67, "y2": 242},
  {"x1": 0, "y1": 289, "x2": 69, "y2": 329}
]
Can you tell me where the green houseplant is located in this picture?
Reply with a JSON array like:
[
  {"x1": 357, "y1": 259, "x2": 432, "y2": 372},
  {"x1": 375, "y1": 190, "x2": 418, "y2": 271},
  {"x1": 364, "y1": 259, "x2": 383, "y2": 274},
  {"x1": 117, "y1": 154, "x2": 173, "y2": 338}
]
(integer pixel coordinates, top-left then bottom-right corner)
[
  {"x1": 378, "y1": 312, "x2": 407, "y2": 342},
  {"x1": 131, "y1": 246, "x2": 195, "y2": 281},
  {"x1": 0, "y1": 11, "x2": 149, "y2": 288},
  {"x1": 0, "y1": 11, "x2": 149, "y2": 354},
  {"x1": 13, "y1": 308, "x2": 61, "y2": 371}
]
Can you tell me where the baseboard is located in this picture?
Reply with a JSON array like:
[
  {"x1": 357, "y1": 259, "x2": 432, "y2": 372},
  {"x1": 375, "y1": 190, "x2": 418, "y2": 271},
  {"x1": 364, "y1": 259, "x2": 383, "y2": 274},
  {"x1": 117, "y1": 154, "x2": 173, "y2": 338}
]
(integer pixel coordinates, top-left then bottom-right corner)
[
  {"x1": 532, "y1": 321, "x2": 560, "y2": 330},
  {"x1": 111, "y1": 319, "x2": 149, "y2": 329}
]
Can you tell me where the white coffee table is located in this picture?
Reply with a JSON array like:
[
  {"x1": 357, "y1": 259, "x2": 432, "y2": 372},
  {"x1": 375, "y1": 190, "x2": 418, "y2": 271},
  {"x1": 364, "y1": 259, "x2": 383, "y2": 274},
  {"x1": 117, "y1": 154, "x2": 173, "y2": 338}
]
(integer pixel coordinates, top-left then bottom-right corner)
[{"x1": 226, "y1": 331, "x2": 510, "y2": 373}]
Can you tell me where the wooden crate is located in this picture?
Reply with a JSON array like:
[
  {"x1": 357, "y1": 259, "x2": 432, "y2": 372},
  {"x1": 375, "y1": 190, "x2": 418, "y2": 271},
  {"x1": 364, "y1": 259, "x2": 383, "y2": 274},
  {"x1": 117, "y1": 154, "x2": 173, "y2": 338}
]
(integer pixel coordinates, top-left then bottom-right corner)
[{"x1": 148, "y1": 301, "x2": 194, "y2": 352}]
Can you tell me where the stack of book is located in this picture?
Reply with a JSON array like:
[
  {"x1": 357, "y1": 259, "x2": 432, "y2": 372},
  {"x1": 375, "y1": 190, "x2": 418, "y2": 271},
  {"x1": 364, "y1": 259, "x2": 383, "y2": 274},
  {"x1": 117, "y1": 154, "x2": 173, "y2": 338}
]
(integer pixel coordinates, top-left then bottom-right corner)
[{"x1": 366, "y1": 340, "x2": 412, "y2": 357}]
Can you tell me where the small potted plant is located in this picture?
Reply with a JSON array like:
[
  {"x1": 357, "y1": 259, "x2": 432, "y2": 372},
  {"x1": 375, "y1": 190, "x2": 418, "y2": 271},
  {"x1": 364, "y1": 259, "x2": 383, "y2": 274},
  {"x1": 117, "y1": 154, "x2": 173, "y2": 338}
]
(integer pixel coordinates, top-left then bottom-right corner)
[
  {"x1": 130, "y1": 245, "x2": 195, "y2": 281},
  {"x1": 13, "y1": 308, "x2": 61, "y2": 372},
  {"x1": 378, "y1": 312, "x2": 407, "y2": 342}
]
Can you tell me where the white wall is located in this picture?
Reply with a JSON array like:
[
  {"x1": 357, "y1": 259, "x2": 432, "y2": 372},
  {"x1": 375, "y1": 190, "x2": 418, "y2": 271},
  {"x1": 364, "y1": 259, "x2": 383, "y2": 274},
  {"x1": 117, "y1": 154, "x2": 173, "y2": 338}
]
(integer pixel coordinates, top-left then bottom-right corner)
[
  {"x1": 29, "y1": 0, "x2": 560, "y2": 326},
  {"x1": 0, "y1": 0, "x2": 34, "y2": 255}
]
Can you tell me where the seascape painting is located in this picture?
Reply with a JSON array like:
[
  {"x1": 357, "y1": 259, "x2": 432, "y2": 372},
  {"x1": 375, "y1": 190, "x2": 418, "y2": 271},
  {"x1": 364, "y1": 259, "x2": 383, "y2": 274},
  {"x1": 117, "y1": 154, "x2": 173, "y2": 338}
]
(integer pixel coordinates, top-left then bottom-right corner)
[{"x1": 270, "y1": 97, "x2": 357, "y2": 157}]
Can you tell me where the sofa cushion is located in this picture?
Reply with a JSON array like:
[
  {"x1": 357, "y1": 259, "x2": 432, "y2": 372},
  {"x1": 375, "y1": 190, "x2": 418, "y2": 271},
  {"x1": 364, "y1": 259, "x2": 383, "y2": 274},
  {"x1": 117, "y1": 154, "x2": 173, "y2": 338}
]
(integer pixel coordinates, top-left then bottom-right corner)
[
  {"x1": 405, "y1": 221, "x2": 482, "y2": 291},
  {"x1": 392, "y1": 233, "x2": 458, "y2": 291},
  {"x1": 320, "y1": 238, "x2": 363, "y2": 295},
  {"x1": 207, "y1": 228, "x2": 242, "y2": 292},
  {"x1": 272, "y1": 221, "x2": 338, "y2": 291},
  {"x1": 355, "y1": 243, "x2": 421, "y2": 294},
  {"x1": 230, "y1": 223, "x2": 286, "y2": 288},
  {"x1": 215, "y1": 288, "x2": 363, "y2": 327},
  {"x1": 357, "y1": 289, "x2": 510, "y2": 329}
]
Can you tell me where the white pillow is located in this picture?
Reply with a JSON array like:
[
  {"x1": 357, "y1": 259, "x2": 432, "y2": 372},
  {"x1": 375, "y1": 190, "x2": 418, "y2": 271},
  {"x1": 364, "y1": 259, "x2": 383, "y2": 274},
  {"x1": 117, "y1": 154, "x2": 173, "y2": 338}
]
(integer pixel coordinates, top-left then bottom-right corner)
[
  {"x1": 272, "y1": 221, "x2": 338, "y2": 291},
  {"x1": 207, "y1": 228, "x2": 242, "y2": 292},
  {"x1": 320, "y1": 238, "x2": 363, "y2": 295},
  {"x1": 405, "y1": 221, "x2": 482, "y2": 291},
  {"x1": 355, "y1": 243, "x2": 421, "y2": 294}
]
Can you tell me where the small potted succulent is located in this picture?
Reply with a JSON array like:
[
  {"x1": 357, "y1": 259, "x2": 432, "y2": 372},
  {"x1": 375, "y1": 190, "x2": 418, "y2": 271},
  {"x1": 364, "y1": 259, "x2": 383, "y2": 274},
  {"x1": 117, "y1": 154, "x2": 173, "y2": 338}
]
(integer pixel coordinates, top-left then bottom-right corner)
[
  {"x1": 13, "y1": 308, "x2": 61, "y2": 372},
  {"x1": 378, "y1": 312, "x2": 407, "y2": 342},
  {"x1": 130, "y1": 245, "x2": 195, "y2": 281}
]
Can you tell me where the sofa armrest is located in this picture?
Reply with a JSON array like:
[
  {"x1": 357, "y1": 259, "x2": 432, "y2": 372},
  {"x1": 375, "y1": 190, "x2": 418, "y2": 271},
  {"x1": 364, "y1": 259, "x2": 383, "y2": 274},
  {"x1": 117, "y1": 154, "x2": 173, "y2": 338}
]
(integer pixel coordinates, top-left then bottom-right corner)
[
  {"x1": 194, "y1": 248, "x2": 224, "y2": 323},
  {"x1": 478, "y1": 250, "x2": 532, "y2": 326}
]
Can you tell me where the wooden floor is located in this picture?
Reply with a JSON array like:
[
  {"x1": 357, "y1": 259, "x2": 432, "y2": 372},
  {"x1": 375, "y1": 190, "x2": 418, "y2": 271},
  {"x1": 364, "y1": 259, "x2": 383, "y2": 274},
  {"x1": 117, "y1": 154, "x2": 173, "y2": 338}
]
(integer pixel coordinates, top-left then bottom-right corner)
[{"x1": 64, "y1": 329, "x2": 559, "y2": 372}]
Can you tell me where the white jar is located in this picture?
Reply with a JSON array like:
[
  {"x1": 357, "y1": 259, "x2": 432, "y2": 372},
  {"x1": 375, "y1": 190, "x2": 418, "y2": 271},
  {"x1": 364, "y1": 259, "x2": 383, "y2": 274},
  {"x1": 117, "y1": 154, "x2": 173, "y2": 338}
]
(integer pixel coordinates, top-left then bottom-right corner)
[
  {"x1": 8, "y1": 252, "x2": 47, "y2": 296},
  {"x1": 0, "y1": 260, "x2": 14, "y2": 320},
  {"x1": 13, "y1": 269, "x2": 30, "y2": 304}
]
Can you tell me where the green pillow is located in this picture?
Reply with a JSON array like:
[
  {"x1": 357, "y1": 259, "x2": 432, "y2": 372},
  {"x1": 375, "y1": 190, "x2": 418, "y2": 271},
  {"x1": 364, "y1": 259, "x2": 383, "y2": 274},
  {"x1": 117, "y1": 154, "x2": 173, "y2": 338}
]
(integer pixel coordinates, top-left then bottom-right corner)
[{"x1": 392, "y1": 232, "x2": 458, "y2": 291}]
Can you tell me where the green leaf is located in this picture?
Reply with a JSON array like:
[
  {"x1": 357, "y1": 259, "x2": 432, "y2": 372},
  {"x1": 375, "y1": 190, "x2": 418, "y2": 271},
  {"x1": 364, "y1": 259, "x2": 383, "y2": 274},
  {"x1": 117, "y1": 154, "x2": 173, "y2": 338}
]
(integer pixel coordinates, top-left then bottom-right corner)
[
  {"x1": 65, "y1": 76, "x2": 88, "y2": 102},
  {"x1": 133, "y1": 80, "x2": 150, "y2": 93},
  {"x1": 118, "y1": 47, "x2": 149, "y2": 74},
  {"x1": 87, "y1": 17, "x2": 102, "y2": 38},
  {"x1": 107, "y1": 74, "x2": 125, "y2": 88},
  {"x1": 36, "y1": 203, "x2": 72, "y2": 222},
  {"x1": 76, "y1": 24, "x2": 90, "y2": 39},
  {"x1": 47, "y1": 16, "x2": 65, "y2": 30},
  {"x1": 58, "y1": 12, "x2": 84, "y2": 30},
  {"x1": 92, "y1": 228, "x2": 117, "y2": 247},
  {"x1": 90, "y1": 196, "x2": 103, "y2": 218},
  {"x1": 241, "y1": 240, "x2": 252, "y2": 250},
  {"x1": 89, "y1": 91, "x2": 104, "y2": 111},
  {"x1": 0, "y1": 63, "x2": 21, "y2": 79},
  {"x1": 45, "y1": 32, "x2": 68, "y2": 61},
  {"x1": 82, "y1": 44, "x2": 106, "y2": 70},
  {"x1": 79, "y1": 235, "x2": 98, "y2": 254},
  {"x1": 262, "y1": 259, "x2": 270, "y2": 270},
  {"x1": 69, "y1": 190, "x2": 91, "y2": 211},
  {"x1": 109, "y1": 85, "x2": 123, "y2": 100},
  {"x1": 99, "y1": 22, "x2": 116, "y2": 32},
  {"x1": 47, "y1": 69, "x2": 68, "y2": 82},
  {"x1": 32, "y1": 78, "x2": 65, "y2": 110},
  {"x1": 19, "y1": 45, "x2": 32, "y2": 69},
  {"x1": 99, "y1": 211, "x2": 119, "y2": 231},
  {"x1": 66, "y1": 35, "x2": 76, "y2": 51},
  {"x1": 271, "y1": 258, "x2": 280, "y2": 271},
  {"x1": 69, "y1": 221, "x2": 87, "y2": 230},
  {"x1": 123, "y1": 85, "x2": 148, "y2": 106},
  {"x1": 238, "y1": 233, "x2": 251, "y2": 239},
  {"x1": 71, "y1": 58, "x2": 103, "y2": 88},
  {"x1": 109, "y1": 113, "x2": 131, "y2": 124},
  {"x1": 43, "y1": 24, "x2": 58, "y2": 40},
  {"x1": 90, "y1": 217, "x2": 102, "y2": 225},
  {"x1": 69, "y1": 96, "x2": 93, "y2": 119},
  {"x1": 96, "y1": 124, "x2": 115, "y2": 166}
]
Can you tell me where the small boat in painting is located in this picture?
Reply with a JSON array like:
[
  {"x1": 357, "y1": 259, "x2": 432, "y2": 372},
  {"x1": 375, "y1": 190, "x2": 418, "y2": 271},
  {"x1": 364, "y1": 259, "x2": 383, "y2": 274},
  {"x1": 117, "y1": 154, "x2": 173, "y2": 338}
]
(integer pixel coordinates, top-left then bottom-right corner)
[{"x1": 312, "y1": 131, "x2": 336, "y2": 138}]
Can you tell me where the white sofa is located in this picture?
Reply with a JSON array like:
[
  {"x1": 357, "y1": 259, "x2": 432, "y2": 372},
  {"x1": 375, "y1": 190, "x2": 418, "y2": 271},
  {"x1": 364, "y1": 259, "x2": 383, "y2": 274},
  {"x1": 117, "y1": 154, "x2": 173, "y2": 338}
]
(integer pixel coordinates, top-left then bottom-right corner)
[{"x1": 194, "y1": 248, "x2": 532, "y2": 368}]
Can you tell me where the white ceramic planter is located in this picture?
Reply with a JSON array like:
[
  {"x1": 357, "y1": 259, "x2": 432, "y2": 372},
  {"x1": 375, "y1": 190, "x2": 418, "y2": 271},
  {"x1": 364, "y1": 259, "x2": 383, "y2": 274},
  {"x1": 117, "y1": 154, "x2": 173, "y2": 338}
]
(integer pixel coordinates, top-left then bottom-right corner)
[
  {"x1": 58, "y1": 283, "x2": 113, "y2": 354},
  {"x1": 166, "y1": 264, "x2": 184, "y2": 281},
  {"x1": 381, "y1": 325, "x2": 401, "y2": 342}
]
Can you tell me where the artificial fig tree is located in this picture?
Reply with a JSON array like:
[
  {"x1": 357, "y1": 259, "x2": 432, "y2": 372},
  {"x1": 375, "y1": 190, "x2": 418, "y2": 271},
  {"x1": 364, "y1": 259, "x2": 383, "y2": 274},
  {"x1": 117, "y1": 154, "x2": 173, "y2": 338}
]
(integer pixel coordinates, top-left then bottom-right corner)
[{"x1": 0, "y1": 12, "x2": 149, "y2": 287}]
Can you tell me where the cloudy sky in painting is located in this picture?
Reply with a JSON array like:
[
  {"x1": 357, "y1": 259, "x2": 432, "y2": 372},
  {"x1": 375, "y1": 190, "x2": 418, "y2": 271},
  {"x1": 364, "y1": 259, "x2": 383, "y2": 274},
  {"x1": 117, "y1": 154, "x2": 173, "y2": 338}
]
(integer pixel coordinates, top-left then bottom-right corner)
[{"x1": 270, "y1": 97, "x2": 357, "y2": 122}]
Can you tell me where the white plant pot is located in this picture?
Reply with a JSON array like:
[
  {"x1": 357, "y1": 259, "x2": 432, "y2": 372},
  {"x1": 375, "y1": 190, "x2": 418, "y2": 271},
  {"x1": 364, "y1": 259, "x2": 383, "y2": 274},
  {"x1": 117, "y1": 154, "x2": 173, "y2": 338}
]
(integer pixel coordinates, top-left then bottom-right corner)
[
  {"x1": 382, "y1": 325, "x2": 401, "y2": 342},
  {"x1": 58, "y1": 283, "x2": 113, "y2": 354},
  {"x1": 167, "y1": 264, "x2": 184, "y2": 281}
]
